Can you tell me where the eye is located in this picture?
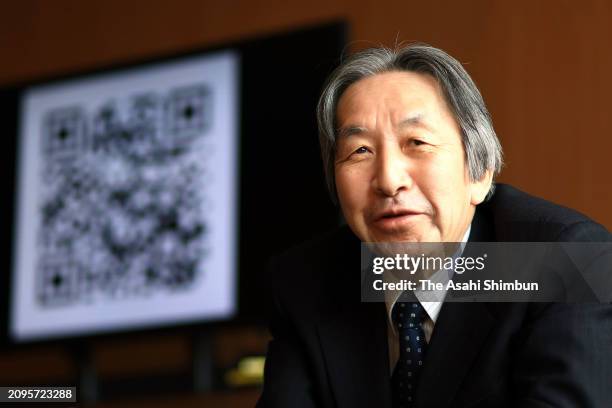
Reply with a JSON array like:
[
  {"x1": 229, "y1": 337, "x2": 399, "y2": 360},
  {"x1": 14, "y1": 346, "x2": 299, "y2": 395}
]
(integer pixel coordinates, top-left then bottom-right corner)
[
  {"x1": 411, "y1": 139, "x2": 426, "y2": 146},
  {"x1": 354, "y1": 146, "x2": 370, "y2": 154}
]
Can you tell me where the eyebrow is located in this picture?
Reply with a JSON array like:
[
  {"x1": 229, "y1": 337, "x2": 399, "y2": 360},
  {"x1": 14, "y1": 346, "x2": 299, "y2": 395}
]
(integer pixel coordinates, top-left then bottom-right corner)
[
  {"x1": 398, "y1": 113, "x2": 433, "y2": 132},
  {"x1": 337, "y1": 113, "x2": 432, "y2": 139},
  {"x1": 337, "y1": 125, "x2": 368, "y2": 139}
]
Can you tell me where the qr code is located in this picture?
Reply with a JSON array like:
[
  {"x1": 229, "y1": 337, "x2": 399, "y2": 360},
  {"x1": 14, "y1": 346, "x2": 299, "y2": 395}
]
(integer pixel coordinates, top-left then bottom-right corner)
[{"x1": 37, "y1": 84, "x2": 212, "y2": 306}]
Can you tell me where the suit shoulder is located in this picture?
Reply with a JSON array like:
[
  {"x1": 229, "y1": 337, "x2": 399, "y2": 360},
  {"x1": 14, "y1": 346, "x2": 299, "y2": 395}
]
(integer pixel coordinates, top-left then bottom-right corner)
[
  {"x1": 481, "y1": 184, "x2": 610, "y2": 241},
  {"x1": 267, "y1": 225, "x2": 359, "y2": 292},
  {"x1": 264, "y1": 225, "x2": 360, "y2": 319},
  {"x1": 271, "y1": 225, "x2": 357, "y2": 269}
]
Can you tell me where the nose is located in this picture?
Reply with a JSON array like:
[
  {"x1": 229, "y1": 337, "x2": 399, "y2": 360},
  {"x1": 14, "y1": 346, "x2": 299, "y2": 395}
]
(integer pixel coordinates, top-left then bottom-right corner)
[{"x1": 372, "y1": 144, "x2": 413, "y2": 197}]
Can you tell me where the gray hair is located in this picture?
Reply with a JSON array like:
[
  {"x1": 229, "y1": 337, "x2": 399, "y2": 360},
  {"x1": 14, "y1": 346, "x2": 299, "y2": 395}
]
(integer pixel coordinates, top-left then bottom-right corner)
[{"x1": 317, "y1": 44, "x2": 503, "y2": 202}]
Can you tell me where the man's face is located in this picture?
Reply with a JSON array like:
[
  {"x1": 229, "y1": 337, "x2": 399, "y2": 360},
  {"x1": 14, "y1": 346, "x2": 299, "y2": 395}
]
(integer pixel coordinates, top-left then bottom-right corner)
[{"x1": 334, "y1": 71, "x2": 491, "y2": 243}]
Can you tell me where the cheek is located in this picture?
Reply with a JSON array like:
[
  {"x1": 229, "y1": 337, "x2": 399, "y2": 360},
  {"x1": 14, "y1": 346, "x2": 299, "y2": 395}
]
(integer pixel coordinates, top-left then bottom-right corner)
[
  {"x1": 426, "y1": 152, "x2": 467, "y2": 181},
  {"x1": 417, "y1": 155, "x2": 470, "y2": 210},
  {"x1": 335, "y1": 167, "x2": 369, "y2": 216}
]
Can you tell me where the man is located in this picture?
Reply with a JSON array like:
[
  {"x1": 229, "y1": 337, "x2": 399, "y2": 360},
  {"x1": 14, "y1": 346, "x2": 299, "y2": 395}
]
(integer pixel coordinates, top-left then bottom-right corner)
[{"x1": 257, "y1": 45, "x2": 612, "y2": 407}]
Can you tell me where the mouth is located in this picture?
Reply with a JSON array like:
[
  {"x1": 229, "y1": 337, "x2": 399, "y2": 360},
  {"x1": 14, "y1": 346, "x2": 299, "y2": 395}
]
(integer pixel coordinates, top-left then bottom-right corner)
[{"x1": 372, "y1": 209, "x2": 424, "y2": 230}]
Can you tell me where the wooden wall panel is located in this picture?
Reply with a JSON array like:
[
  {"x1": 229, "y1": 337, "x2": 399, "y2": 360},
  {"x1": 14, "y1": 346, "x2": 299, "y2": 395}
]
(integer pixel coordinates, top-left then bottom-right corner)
[{"x1": 2, "y1": 0, "x2": 610, "y2": 227}]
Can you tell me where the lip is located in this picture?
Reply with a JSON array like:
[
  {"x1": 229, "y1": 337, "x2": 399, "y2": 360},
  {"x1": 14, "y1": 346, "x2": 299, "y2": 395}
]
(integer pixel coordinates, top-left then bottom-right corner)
[{"x1": 372, "y1": 209, "x2": 424, "y2": 230}]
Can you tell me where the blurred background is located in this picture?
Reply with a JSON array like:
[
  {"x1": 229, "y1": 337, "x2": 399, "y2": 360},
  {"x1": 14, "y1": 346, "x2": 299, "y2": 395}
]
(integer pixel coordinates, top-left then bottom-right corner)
[{"x1": 0, "y1": 1, "x2": 610, "y2": 407}]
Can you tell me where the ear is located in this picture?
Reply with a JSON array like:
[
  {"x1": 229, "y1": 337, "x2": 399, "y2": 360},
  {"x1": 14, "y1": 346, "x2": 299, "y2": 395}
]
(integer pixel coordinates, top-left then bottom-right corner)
[{"x1": 470, "y1": 170, "x2": 493, "y2": 206}]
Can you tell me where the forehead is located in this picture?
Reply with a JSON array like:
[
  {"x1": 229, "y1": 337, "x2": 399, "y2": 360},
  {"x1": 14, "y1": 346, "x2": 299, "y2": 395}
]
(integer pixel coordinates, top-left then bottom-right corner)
[{"x1": 336, "y1": 71, "x2": 452, "y2": 128}]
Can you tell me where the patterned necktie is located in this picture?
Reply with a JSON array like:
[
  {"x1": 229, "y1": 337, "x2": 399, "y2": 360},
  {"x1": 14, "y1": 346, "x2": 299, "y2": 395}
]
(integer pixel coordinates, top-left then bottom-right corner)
[{"x1": 391, "y1": 300, "x2": 428, "y2": 408}]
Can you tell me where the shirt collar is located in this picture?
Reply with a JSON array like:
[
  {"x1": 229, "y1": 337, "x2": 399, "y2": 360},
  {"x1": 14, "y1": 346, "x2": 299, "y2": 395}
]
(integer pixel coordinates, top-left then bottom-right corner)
[{"x1": 384, "y1": 225, "x2": 472, "y2": 331}]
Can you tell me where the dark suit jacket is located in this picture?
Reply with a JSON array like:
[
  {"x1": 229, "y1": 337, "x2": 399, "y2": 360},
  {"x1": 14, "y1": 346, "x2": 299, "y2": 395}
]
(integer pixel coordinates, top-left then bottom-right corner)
[{"x1": 257, "y1": 184, "x2": 612, "y2": 408}]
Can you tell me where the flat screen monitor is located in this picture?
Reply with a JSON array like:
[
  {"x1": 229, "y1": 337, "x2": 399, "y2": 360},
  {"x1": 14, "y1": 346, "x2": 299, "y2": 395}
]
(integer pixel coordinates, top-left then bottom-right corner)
[{"x1": 2, "y1": 22, "x2": 345, "y2": 344}]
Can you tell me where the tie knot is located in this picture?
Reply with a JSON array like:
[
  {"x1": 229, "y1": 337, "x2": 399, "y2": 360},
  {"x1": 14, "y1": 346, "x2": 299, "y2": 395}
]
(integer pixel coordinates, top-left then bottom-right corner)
[{"x1": 392, "y1": 301, "x2": 426, "y2": 328}]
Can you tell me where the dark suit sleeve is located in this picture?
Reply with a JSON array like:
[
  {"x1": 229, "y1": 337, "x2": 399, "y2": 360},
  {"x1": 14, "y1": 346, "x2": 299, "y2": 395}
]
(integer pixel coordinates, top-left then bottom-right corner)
[
  {"x1": 556, "y1": 220, "x2": 612, "y2": 243},
  {"x1": 512, "y1": 221, "x2": 612, "y2": 408},
  {"x1": 512, "y1": 303, "x2": 612, "y2": 408},
  {"x1": 256, "y1": 259, "x2": 319, "y2": 408}
]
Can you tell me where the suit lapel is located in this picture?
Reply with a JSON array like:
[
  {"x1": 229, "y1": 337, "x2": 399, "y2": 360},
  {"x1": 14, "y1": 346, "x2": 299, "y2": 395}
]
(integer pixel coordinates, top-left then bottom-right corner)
[
  {"x1": 415, "y1": 302, "x2": 496, "y2": 407},
  {"x1": 415, "y1": 206, "x2": 497, "y2": 407},
  {"x1": 317, "y1": 301, "x2": 392, "y2": 408}
]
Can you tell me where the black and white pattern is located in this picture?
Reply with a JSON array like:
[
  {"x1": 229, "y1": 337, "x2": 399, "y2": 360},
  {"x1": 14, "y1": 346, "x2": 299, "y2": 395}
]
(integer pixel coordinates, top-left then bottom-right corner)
[
  {"x1": 37, "y1": 84, "x2": 212, "y2": 306},
  {"x1": 43, "y1": 107, "x2": 88, "y2": 162},
  {"x1": 13, "y1": 52, "x2": 238, "y2": 341}
]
